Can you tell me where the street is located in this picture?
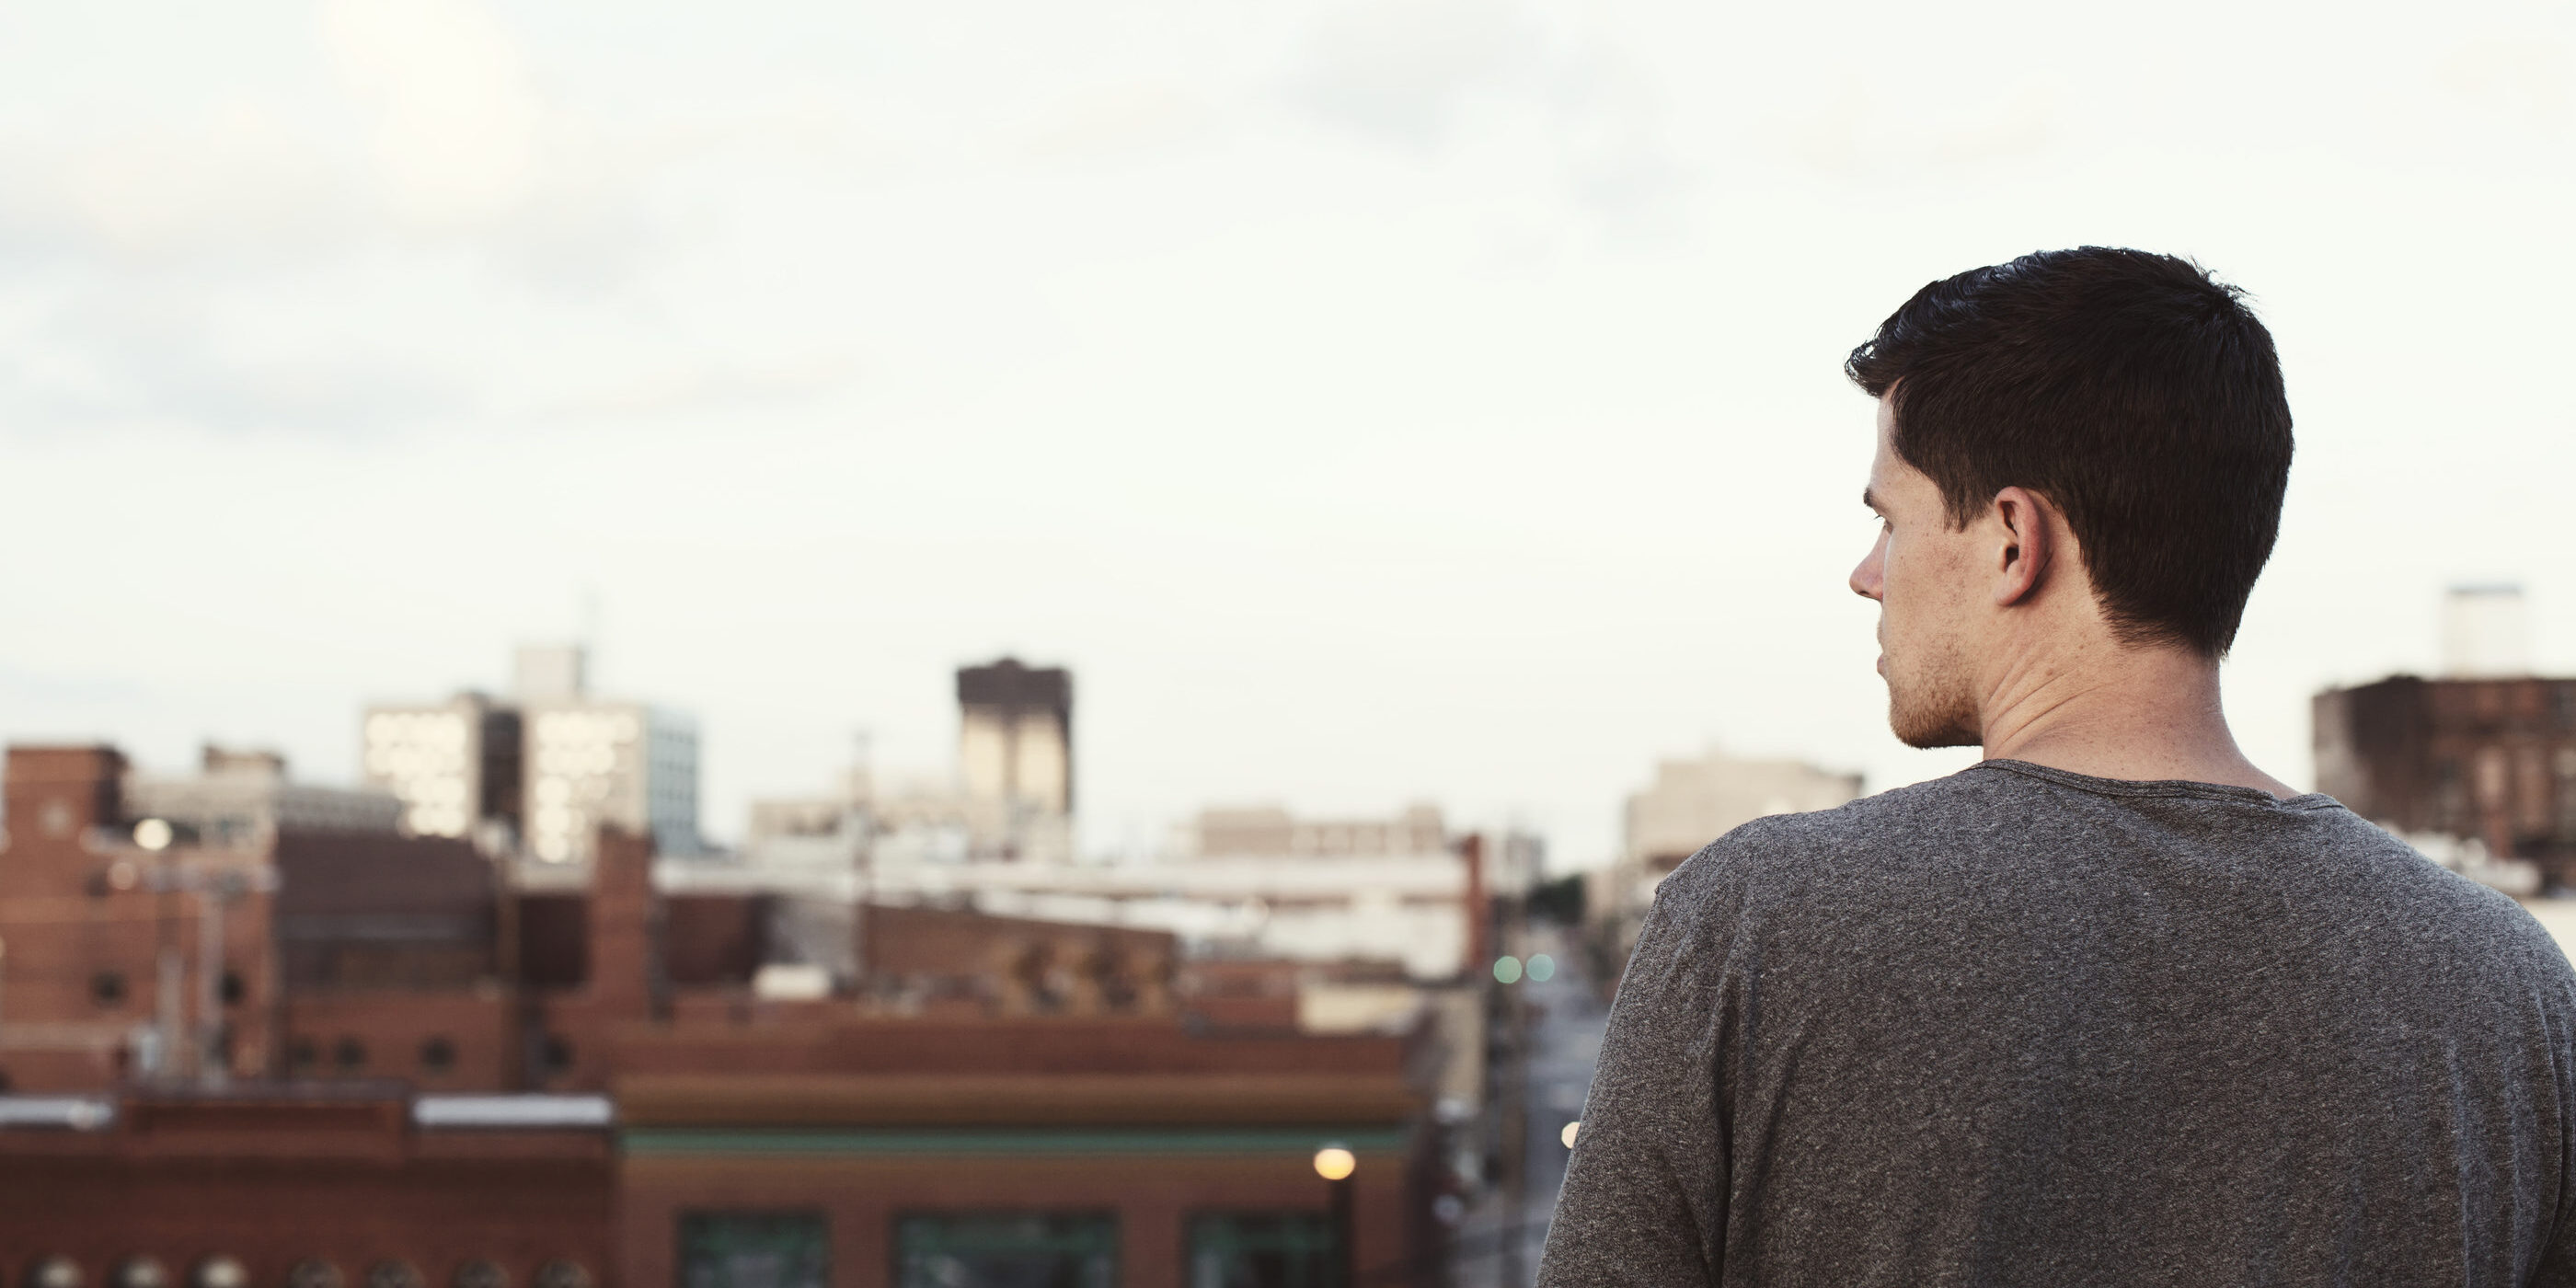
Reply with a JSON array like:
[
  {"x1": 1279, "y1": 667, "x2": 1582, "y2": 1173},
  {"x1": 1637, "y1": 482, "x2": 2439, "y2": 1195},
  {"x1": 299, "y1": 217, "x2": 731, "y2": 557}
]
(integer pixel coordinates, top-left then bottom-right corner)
[{"x1": 1457, "y1": 921, "x2": 1611, "y2": 1288}]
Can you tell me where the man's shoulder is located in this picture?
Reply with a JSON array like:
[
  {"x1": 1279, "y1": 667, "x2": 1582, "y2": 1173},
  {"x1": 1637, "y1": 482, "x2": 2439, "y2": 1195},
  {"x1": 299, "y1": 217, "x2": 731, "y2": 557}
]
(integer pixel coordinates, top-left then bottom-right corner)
[
  {"x1": 1650, "y1": 771, "x2": 1986, "y2": 914},
  {"x1": 1649, "y1": 764, "x2": 2573, "y2": 984}
]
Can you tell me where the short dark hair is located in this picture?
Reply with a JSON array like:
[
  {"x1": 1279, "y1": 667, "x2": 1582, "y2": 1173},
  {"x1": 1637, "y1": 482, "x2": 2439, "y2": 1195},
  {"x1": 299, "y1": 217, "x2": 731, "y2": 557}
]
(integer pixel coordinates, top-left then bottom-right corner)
[{"x1": 1846, "y1": 247, "x2": 2293, "y2": 656}]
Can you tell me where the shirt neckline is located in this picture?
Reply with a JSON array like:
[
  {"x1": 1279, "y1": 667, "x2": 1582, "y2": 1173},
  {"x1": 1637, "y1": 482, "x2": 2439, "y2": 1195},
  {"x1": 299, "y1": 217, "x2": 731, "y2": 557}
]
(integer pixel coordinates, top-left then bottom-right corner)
[{"x1": 1974, "y1": 758, "x2": 2340, "y2": 811}]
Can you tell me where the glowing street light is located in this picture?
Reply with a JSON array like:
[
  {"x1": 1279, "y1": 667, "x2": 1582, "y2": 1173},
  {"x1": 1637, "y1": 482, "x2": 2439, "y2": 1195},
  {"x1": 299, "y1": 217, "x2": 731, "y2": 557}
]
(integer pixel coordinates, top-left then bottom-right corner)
[
  {"x1": 133, "y1": 818, "x2": 173, "y2": 852},
  {"x1": 1315, "y1": 1144, "x2": 1357, "y2": 1287}
]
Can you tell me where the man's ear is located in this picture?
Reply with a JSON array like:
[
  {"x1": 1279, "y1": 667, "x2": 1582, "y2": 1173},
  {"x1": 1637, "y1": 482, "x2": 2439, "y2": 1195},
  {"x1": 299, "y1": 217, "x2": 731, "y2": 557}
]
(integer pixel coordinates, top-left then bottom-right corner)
[{"x1": 1991, "y1": 486, "x2": 2053, "y2": 607}]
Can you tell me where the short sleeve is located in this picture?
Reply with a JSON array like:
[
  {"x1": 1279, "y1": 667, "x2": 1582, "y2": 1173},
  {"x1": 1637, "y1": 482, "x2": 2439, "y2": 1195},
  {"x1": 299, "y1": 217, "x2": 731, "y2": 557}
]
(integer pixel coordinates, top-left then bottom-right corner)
[{"x1": 1535, "y1": 860, "x2": 1736, "y2": 1286}]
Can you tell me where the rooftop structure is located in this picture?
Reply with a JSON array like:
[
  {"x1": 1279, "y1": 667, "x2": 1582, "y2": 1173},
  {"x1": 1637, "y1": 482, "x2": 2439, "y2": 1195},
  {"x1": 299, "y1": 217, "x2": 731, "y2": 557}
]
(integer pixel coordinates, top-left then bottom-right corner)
[
  {"x1": 2444, "y1": 583, "x2": 2531, "y2": 679},
  {"x1": 127, "y1": 745, "x2": 405, "y2": 846}
]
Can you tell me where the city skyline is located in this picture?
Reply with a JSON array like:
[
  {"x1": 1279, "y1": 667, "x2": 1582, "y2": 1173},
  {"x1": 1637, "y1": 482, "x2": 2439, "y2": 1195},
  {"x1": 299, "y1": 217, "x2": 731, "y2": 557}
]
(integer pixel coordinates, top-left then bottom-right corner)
[{"x1": 3, "y1": 0, "x2": 2573, "y2": 864}]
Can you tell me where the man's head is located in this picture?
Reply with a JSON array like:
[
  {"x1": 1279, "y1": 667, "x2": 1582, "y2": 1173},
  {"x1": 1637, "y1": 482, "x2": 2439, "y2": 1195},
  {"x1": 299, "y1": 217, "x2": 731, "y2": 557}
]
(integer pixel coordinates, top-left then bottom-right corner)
[{"x1": 1845, "y1": 247, "x2": 2294, "y2": 748}]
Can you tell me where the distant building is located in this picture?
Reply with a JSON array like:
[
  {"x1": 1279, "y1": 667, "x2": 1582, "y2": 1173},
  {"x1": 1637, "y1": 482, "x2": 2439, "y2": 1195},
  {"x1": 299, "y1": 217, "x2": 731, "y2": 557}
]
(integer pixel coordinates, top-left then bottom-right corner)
[
  {"x1": 361, "y1": 692, "x2": 523, "y2": 840},
  {"x1": 954, "y1": 658, "x2": 1072, "y2": 861},
  {"x1": 129, "y1": 744, "x2": 404, "y2": 845},
  {"x1": 958, "y1": 659, "x2": 1072, "y2": 814},
  {"x1": 365, "y1": 645, "x2": 702, "y2": 869},
  {"x1": 523, "y1": 697, "x2": 701, "y2": 867},
  {"x1": 1187, "y1": 802, "x2": 1447, "y2": 857},
  {"x1": 1624, "y1": 746, "x2": 1864, "y2": 875},
  {"x1": 2314, "y1": 674, "x2": 2576, "y2": 885},
  {"x1": 855, "y1": 805, "x2": 1519, "y2": 983},
  {"x1": 1599, "y1": 746, "x2": 1864, "y2": 961}
]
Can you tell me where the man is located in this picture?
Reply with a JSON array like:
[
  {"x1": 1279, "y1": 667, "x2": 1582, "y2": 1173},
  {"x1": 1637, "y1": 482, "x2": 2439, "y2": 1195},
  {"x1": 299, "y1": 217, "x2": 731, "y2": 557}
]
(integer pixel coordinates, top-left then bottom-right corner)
[{"x1": 1537, "y1": 247, "x2": 2576, "y2": 1284}]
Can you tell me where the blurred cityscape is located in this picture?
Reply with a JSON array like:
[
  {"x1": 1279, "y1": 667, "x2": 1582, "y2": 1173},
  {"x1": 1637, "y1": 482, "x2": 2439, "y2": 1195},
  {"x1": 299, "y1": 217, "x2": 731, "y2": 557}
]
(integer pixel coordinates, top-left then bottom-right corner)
[{"x1": 3, "y1": 586, "x2": 2575, "y2": 1286}]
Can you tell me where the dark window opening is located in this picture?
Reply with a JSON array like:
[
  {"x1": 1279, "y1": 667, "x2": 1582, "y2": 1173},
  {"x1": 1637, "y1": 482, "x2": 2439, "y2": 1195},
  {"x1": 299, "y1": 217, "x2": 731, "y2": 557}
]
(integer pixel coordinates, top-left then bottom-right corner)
[
  {"x1": 219, "y1": 969, "x2": 247, "y2": 1006},
  {"x1": 895, "y1": 1213, "x2": 1118, "y2": 1288},
  {"x1": 541, "y1": 1033, "x2": 575, "y2": 1077},
  {"x1": 286, "y1": 1261, "x2": 344, "y2": 1288},
  {"x1": 420, "y1": 1036, "x2": 457, "y2": 1073},
  {"x1": 289, "y1": 1036, "x2": 318, "y2": 1071},
  {"x1": 365, "y1": 1262, "x2": 423, "y2": 1288},
  {"x1": 1188, "y1": 1212, "x2": 1341, "y2": 1288},
  {"x1": 92, "y1": 970, "x2": 128, "y2": 1006},
  {"x1": 332, "y1": 1036, "x2": 367, "y2": 1071},
  {"x1": 681, "y1": 1213, "x2": 828, "y2": 1288},
  {"x1": 450, "y1": 1262, "x2": 508, "y2": 1288}
]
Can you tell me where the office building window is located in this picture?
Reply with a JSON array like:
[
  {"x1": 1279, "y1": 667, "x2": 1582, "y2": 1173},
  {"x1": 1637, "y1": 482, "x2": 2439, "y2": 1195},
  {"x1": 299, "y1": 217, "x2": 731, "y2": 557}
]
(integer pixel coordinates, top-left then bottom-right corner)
[
  {"x1": 894, "y1": 1213, "x2": 1116, "y2": 1288},
  {"x1": 680, "y1": 1212, "x2": 828, "y2": 1288},
  {"x1": 1187, "y1": 1213, "x2": 1340, "y2": 1288}
]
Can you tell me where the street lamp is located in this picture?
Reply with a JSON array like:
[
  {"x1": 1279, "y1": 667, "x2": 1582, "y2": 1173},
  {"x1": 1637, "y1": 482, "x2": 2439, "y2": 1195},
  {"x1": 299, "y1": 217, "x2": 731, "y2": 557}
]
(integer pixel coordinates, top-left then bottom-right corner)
[
  {"x1": 1314, "y1": 1144, "x2": 1357, "y2": 1288},
  {"x1": 128, "y1": 821, "x2": 276, "y2": 1086}
]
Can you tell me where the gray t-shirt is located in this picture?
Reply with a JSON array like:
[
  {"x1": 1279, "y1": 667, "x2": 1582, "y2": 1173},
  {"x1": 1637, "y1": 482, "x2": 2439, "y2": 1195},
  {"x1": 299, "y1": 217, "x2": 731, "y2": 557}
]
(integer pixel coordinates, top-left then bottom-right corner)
[{"x1": 1537, "y1": 759, "x2": 2576, "y2": 1286}]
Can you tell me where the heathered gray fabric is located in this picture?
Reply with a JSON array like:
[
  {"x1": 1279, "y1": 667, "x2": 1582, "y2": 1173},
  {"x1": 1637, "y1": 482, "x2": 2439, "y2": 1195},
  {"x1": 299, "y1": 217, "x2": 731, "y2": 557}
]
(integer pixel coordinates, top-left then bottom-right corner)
[{"x1": 1537, "y1": 759, "x2": 2576, "y2": 1287}]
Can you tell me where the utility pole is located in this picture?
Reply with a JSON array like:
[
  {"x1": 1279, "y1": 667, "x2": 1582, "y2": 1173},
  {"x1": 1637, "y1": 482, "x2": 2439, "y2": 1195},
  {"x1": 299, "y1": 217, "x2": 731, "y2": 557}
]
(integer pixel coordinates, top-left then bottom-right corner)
[{"x1": 135, "y1": 819, "x2": 276, "y2": 1086}]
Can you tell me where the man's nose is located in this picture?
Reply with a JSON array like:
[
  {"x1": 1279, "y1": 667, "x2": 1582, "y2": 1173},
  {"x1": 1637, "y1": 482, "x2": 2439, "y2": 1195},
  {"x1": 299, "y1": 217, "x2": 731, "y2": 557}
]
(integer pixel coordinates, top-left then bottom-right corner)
[{"x1": 1850, "y1": 546, "x2": 1885, "y2": 601}]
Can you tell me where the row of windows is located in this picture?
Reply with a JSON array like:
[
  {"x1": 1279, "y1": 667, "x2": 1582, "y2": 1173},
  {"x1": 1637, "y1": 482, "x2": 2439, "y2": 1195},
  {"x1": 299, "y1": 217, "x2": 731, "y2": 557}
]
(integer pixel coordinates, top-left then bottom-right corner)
[
  {"x1": 285, "y1": 1035, "x2": 456, "y2": 1075},
  {"x1": 88, "y1": 971, "x2": 246, "y2": 1008},
  {"x1": 680, "y1": 1210, "x2": 1340, "y2": 1288},
  {"x1": 280, "y1": 1034, "x2": 577, "y2": 1078},
  {"x1": 15, "y1": 1258, "x2": 591, "y2": 1288}
]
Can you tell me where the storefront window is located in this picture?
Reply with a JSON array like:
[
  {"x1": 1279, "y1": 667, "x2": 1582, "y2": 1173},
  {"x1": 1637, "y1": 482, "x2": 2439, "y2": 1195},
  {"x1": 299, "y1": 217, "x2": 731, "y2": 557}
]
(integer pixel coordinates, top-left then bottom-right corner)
[
  {"x1": 893, "y1": 1213, "x2": 1117, "y2": 1288},
  {"x1": 680, "y1": 1211, "x2": 829, "y2": 1288},
  {"x1": 1187, "y1": 1213, "x2": 1340, "y2": 1288}
]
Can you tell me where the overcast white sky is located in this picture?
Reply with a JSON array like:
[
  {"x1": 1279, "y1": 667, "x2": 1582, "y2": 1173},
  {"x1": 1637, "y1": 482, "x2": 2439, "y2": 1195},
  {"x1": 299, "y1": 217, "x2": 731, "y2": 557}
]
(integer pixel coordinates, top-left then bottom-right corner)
[{"x1": 2, "y1": 0, "x2": 2571, "y2": 866}]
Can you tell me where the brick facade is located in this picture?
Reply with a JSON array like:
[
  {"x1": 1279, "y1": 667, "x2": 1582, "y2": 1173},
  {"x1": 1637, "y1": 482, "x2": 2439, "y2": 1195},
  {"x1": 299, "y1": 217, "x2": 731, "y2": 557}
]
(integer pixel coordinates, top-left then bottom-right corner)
[{"x1": 0, "y1": 745, "x2": 1444, "y2": 1288}]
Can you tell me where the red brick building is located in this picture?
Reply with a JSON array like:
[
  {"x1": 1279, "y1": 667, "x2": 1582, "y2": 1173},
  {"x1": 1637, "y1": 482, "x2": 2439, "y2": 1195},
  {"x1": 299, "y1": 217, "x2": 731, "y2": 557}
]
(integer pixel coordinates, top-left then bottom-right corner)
[
  {"x1": 0, "y1": 745, "x2": 1442, "y2": 1287},
  {"x1": 0, "y1": 1087, "x2": 615, "y2": 1288},
  {"x1": 2314, "y1": 676, "x2": 2576, "y2": 884}
]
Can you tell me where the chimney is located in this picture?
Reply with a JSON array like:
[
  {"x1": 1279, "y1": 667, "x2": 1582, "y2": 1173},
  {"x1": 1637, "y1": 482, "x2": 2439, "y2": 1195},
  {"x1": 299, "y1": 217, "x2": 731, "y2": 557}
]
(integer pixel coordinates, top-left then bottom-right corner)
[{"x1": 585, "y1": 825, "x2": 664, "y2": 1020}]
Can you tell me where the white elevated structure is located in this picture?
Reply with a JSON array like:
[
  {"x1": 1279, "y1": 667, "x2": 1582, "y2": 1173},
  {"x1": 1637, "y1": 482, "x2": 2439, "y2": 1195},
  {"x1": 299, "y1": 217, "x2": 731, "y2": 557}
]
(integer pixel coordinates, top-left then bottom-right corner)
[
  {"x1": 128, "y1": 747, "x2": 404, "y2": 845},
  {"x1": 2443, "y1": 584, "x2": 2530, "y2": 678},
  {"x1": 412, "y1": 1093, "x2": 614, "y2": 1129}
]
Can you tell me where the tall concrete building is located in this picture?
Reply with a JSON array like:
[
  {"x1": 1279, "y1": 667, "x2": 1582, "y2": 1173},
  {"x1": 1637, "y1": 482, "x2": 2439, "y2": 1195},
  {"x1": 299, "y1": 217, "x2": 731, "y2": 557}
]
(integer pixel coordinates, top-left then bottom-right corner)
[
  {"x1": 364, "y1": 646, "x2": 700, "y2": 868},
  {"x1": 956, "y1": 658, "x2": 1071, "y2": 860},
  {"x1": 523, "y1": 700, "x2": 700, "y2": 866},
  {"x1": 360, "y1": 693, "x2": 523, "y2": 841},
  {"x1": 520, "y1": 646, "x2": 701, "y2": 867}
]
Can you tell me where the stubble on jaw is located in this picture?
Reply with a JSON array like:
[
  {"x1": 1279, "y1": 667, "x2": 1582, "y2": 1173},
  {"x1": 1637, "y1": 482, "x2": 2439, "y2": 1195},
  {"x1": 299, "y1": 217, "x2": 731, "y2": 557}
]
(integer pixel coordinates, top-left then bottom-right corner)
[{"x1": 1885, "y1": 632, "x2": 1981, "y2": 750}]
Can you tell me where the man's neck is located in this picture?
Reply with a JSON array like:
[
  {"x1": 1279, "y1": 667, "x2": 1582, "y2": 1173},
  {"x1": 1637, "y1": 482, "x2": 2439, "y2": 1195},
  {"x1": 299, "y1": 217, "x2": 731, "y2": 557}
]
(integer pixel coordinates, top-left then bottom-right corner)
[{"x1": 1976, "y1": 637, "x2": 2295, "y2": 799}]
